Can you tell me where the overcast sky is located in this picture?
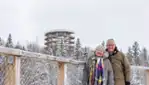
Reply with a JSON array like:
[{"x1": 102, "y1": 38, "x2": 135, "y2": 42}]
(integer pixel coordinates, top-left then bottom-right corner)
[{"x1": 0, "y1": 0, "x2": 149, "y2": 52}]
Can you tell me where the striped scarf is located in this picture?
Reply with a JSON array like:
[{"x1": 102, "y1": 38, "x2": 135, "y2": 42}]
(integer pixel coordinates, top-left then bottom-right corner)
[{"x1": 89, "y1": 58, "x2": 104, "y2": 85}]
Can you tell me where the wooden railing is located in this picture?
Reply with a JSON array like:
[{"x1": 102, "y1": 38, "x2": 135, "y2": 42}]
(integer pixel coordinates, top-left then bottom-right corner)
[{"x1": 0, "y1": 46, "x2": 148, "y2": 85}]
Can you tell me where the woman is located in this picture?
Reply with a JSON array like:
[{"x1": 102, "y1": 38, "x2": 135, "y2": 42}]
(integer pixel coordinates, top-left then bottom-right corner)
[{"x1": 87, "y1": 45, "x2": 114, "y2": 85}]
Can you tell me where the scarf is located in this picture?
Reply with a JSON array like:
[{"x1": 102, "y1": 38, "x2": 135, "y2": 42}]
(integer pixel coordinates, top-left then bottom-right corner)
[{"x1": 89, "y1": 58, "x2": 104, "y2": 85}]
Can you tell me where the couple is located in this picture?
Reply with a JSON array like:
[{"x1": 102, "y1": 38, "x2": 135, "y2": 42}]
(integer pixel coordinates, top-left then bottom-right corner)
[{"x1": 87, "y1": 39, "x2": 131, "y2": 85}]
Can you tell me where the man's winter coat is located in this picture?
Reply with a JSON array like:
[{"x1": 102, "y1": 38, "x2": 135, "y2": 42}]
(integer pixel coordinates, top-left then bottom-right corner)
[{"x1": 108, "y1": 49, "x2": 131, "y2": 85}]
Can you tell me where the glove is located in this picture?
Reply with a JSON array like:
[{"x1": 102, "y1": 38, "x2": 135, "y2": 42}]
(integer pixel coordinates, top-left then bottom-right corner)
[{"x1": 125, "y1": 81, "x2": 130, "y2": 85}]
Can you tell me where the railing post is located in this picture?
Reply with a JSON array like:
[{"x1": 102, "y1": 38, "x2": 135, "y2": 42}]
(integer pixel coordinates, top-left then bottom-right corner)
[
  {"x1": 57, "y1": 62, "x2": 65, "y2": 85},
  {"x1": 146, "y1": 70, "x2": 149, "y2": 85},
  {"x1": 64, "y1": 63, "x2": 67, "y2": 85},
  {"x1": 15, "y1": 56, "x2": 21, "y2": 85}
]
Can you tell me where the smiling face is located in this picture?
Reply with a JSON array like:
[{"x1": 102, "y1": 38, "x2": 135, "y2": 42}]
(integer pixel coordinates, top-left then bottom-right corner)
[
  {"x1": 95, "y1": 50, "x2": 104, "y2": 57},
  {"x1": 106, "y1": 39, "x2": 116, "y2": 52},
  {"x1": 107, "y1": 44, "x2": 116, "y2": 52},
  {"x1": 95, "y1": 45, "x2": 105, "y2": 57}
]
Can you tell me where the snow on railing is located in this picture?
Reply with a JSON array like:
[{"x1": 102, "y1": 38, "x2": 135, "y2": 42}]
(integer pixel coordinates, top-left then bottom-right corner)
[
  {"x1": 0, "y1": 46, "x2": 148, "y2": 85},
  {"x1": 0, "y1": 46, "x2": 86, "y2": 85}
]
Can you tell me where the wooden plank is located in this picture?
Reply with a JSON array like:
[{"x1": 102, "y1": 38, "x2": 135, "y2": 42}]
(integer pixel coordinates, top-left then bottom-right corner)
[
  {"x1": 57, "y1": 62, "x2": 64, "y2": 85},
  {"x1": 4, "y1": 56, "x2": 16, "y2": 85}
]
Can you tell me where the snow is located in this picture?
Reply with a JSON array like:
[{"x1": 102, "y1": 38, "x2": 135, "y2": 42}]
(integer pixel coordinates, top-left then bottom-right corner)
[
  {"x1": 131, "y1": 66, "x2": 148, "y2": 85},
  {"x1": 131, "y1": 66, "x2": 149, "y2": 70}
]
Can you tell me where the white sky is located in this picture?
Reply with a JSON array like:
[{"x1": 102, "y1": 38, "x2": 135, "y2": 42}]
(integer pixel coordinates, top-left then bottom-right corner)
[{"x1": 0, "y1": 0, "x2": 149, "y2": 53}]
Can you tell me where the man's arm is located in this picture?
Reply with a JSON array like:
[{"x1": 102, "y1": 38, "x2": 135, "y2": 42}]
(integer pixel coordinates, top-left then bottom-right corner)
[
  {"x1": 121, "y1": 52, "x2": 131, "y2": 85},
  {"x1": 108, "y1": 60, "x2": 114, "y2": 85}
]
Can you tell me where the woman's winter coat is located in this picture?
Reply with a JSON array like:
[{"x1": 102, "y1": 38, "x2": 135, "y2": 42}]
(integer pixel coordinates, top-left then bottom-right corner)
[{"x1": 87, "y1": 54, "x2": 114, "y2": 85}]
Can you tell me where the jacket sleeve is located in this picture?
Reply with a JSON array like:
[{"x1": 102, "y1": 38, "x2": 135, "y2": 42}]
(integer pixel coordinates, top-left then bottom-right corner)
[
  {"x1": 86, "y1": 56, "x2": 93, "y2": 84},
  {"x1": 86, "y1": 62, "x2": 90, "y2": 84},
  {"x1": 83, "y1": 62, "x2": 90, "y2": 85},
  {"x1": 121, "y1": 52, "x2": 131, "y2": 82},
  {"x1": 108, "y1": 60, "x2": 114, "y2": 85}
]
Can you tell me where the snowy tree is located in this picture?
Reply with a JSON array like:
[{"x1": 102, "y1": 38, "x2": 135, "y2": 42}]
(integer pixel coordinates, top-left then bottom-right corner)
[
  {"x1": 142, "y1": 48, "x2": 148, "y2": 60},
  {"x1": 26, "y1": 42, "x2": 40, "y2": 52},
  {"x1": 82, "y1": 46, "x2": 88, "y2": 61},
  {"x1": 22, "y1": 46, "x2": 26, "y2": 51},
  {"x1": 131, "y1": 67, "x2": 146, "y2": 85},
  {"x1": 140, "y1": 47, "x2": 148, "y2": 66},
  {"x1": 55, "y1": 39, "x2": 61, "y2": 57},
  {"x1": 128, "y1": 47, "x2": 133, "y2": 55},
  {"x1": 5, "y1": 33, "x2": 13, "y2": 48},
  {"x1": 127, "y1": 47, "x2": 133, "y2": 65},
  {"x1": 15, "y1": 42, "x2": 23, "y2": 50},
  {"x1": 131, "y1": 41, "x2": 141, "y2": 65},
  {"x1": 60, "y1": 38, "x2": 65, "y2": 56},
  {"x1": 54, "y1": 37, "x2": 67, "y2": 57},
  {"x1": 101, "y1": 41, "x2": 105, "y2": 47},
  {"x1": 74, "y1": 38, "x2": 81, "y2": 59},
  {"x1": 132, "y1": 41, "x2": 140, "y2": 57},
  {"x1": 62, "y1": 44, "x2": 67, "y2": 57},
  {"x1": 44, "y1": 46, "x2": 53, "y2": 55},
  {"x1": 0, "y1": 37, "x2": 5, "y2": 46}
]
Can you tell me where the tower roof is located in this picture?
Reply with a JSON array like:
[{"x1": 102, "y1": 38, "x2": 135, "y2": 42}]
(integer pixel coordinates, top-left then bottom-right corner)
[{"x1": 45, "y1": 29, "x2": 74, "y2": 36}]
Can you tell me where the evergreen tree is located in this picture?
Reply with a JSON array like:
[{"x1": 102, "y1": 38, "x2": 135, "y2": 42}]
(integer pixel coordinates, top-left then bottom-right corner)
[
  {"x1": 101, "y1": 41, "x2": 105, "y2": 47},
  {"x1": 132, "y1": 41, "x2": 140, "y2": 58},
  {"x1": 22, "y1": 46, "x2": 26, "y2": 50},
  {"x1": 0, "y1": 37, "x2": 5, "y2": 46},
  {"x1": 55, "y1": 40, "x2": 61, "y2": 56},
  {"x1": 5, "y1": 33, "x2": 13, "y2": 48},
  {"x1": 15, "y1": 42, "x2": 22, "y2": 50},
  {"x1": 128, "y1": 47, "x2": 133, "y2": 55},
  {"x1": 60, "y1": 38, "x2": 65, "y2": 56},
  {"x1": 83, "y1": 46, "x2": 88, "y2": 61},
  {"x1": 131, "y1": 41, "x2": 141, "y2": 65},
  {"x1": 127, "y1": 46, "x2": 133, "y2": 65},
  {"x1": 74, "y1": 38, "x2": 81, "y2": 59},
  {"x1": 141, "y1": 47, "x2": 148, "y2": 61},
  {"x1": 61, "y1": 38, "x2": 67, "y2": 57},
  {"x1": 26, "y1": 42, "x2": 40, "y2": 52},
  {"x1": 44, "y1": 46, "x2": 53, "y2": 55},
  {"x1": 140, "y1": 47, "x2": 148, "y2": 66}
]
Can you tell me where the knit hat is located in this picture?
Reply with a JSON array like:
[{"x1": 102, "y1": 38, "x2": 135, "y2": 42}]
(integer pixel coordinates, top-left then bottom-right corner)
[
  {"x1": 95, "y1": 45, "x2": 105, "y2": 52},
  {"x1": 95, "y1": 45, "x2": 109, "y2": 57}
]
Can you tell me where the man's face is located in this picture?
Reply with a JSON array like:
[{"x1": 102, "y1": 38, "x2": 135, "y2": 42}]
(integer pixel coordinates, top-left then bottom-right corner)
[
  {"x1": 95, "y1": 50, "x2": 104, "y2": 57},
  {"x1": 106, "y1": 44, "x2": 116, "y2": 52}
]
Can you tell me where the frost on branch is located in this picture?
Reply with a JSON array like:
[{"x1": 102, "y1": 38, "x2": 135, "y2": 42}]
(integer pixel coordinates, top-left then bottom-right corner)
[
  {"x1": 20, "y1": 57, "x2": 58, "y2": 85},
  {"x1": 65, "y1": 63, "x2": 86, "y2": 85},
  {"x1": 131, "y1": 67, "x2": 146, "y2": 85}
]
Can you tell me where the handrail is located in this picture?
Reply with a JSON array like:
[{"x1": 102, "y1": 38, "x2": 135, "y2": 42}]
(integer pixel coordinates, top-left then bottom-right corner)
[{"x1": 0, "y1": 46, "x2": 85, "y2": 64}]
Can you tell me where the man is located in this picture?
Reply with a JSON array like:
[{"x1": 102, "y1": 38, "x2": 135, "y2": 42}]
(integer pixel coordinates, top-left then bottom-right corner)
[{"x1": 106, "y1": 39, "x2": 131, "y2": 85}]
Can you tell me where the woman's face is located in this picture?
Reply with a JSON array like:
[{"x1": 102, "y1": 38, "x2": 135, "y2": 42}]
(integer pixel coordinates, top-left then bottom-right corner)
[
  {"x1": 106, "y1": 44, "x2": 116, "y2": 52},
  {"x1": 95, "y1": 50, "x2": 104, "y2": 57}
]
